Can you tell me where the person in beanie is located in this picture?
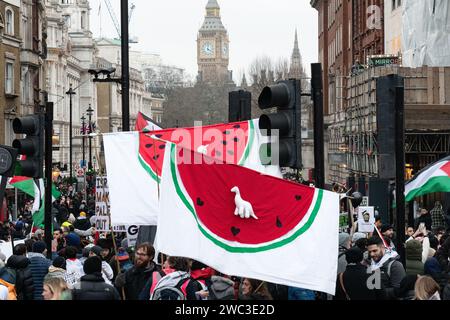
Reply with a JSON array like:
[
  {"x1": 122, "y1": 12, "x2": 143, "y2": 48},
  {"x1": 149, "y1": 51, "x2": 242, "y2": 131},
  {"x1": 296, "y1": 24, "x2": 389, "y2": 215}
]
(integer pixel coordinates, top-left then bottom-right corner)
[
  {"x1": 72, "y1": 256, "x2": 120, "y2": 300},
  {"x1": 334, "y1": 247, "x2": 380, "y2": 300},
  {"x1": 337, "y1": 233, "x2": 351, "y2": 274},
  {"x1": 380, "y1": 224, "x2": 396, "y2": 250},
  {"x1": 405, "y1": 240, "x2": 425, "y2": 276},
  {"x1": 28, "y1": 241, "x2": 51, "y2": 300},
  {"x1": 44, "y1": 256, "x2": 68, "y2": 282},
  {"x1": 115, "y1": 242, "x2": 161, "y2": 300},
  {"x1": 89, "y1": 246, "x2": 114, "y2": 285},
  {"x1": 6, "y1": 244, "x2": 34, "y2": 300}
]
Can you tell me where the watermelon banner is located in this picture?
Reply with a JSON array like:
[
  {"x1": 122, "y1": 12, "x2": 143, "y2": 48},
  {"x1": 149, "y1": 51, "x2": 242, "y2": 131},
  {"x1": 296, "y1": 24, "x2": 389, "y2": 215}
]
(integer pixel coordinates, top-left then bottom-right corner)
[
  {"x1": 103, "y1": 119, "x2": 282, "y2": 226},
  {"x1": 154, "y1": 142, "x2": 340, "y2": 295},
  {"x1": 405, "y1": 155, "x2": 450, "y2": 202},
  {"x1": 135, "y1": 111, "x2": 162, "y2": 132}
]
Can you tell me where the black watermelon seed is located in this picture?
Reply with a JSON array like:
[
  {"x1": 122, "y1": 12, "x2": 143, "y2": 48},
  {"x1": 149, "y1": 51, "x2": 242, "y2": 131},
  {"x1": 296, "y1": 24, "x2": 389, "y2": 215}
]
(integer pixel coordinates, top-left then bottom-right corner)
[
  {"x1": 295, "y1": 195, "x2": 302, "y2": 201},
  {"x1": 153, "y1": 155, "x2": 160, "y2": 160},
  {"x1": 223, "y1": 130, "x2": 231, "y2": 135},
  {"x1": 233, "y1": 137, "x2": 239, "y2": 142},
  {"x1": 276, "y1": 217, "x2": 282, "y2": 228},
  {"x1": 159, "y1": 144, "x2": 165, "y2": 149},
  {"x1": 233, "y1": 124, "x2": 240, "y2": 129},
  {"x1": 227, "y1": 150, "x2": 234, "y2": 155},
  {"x1": 231, "y1": 226, "x2": 240, "y2": 236},
  {"x1": 155, "y1": 134, "x2": 163, "y2": 138},
  {"x1": 196, "y1": 198, "x2": 204, "y2": 206},
  {"x1": 215, "y1": 151, "x2": 222, "y2": 157},
  {"x1": 222, "y1": 141, "x2": 227, "y2": 145},
  {"x1": 145, "y1": 144, "x2": 153, "y2": 148}
]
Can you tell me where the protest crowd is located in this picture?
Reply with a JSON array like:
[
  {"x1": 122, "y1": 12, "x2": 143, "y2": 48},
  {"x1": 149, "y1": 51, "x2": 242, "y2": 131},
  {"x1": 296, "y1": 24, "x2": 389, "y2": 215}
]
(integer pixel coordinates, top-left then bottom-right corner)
[{"x1": 1, "y1": 178, "x2": 450, "y2": 301}]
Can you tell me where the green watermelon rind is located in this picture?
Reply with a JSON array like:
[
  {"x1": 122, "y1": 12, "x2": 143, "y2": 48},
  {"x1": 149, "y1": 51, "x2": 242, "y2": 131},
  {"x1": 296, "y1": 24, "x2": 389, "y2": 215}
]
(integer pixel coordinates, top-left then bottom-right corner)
[
  {"x1": 238, "y1": 120, "x2": 254, "y2": 166},
  {"x1": 138, "y1": 153, "x2": 161, "y2": 184},
  {"x1": 170, "y1": 143, "x2": 323, "y2": 253},
  {"x1": 138, "y1": 120, "x2": 254, "y2": 183}
]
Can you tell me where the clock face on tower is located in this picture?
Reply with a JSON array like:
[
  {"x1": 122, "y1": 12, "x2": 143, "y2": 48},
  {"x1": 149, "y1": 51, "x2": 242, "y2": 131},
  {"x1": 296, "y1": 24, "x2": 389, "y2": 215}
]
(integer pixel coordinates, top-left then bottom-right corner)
[{"x1": 201, "y1": 41, "x2": 215, "y2": 57}]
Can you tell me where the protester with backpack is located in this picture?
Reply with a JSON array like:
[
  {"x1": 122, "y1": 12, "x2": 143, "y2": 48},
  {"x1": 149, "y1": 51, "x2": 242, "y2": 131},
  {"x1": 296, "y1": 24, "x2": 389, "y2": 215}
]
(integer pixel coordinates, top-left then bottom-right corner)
[
  {"x1": 367, "y1": 237, "x2": 406, "y2": 300},
  {"x1": 150, "y1": 257, "x2": 203, "y2": 300}
]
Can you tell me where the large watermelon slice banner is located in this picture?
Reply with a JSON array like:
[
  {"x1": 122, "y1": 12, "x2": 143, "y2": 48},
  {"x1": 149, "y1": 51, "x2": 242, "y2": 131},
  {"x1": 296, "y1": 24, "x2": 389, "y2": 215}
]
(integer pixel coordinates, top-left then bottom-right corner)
[
  {"x1": 170, "y1": 144, "x2": 323, "y2": 253},
  {"x1": 138, "y1": 120, "x2": 254, "y2": 182}
]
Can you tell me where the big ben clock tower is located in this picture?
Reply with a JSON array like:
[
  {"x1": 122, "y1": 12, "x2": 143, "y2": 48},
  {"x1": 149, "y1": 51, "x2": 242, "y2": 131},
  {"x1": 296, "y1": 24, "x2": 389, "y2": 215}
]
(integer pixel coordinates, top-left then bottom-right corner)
[{"x1": 197, "y1": 0, "x2": 232, "y2": 84}]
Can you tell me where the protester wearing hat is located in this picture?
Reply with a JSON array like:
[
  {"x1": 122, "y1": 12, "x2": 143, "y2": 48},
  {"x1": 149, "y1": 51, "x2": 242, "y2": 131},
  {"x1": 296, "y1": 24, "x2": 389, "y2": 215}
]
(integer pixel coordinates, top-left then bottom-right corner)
[
  {"x1": 71, "y1": 256, "x2": 120, "y2": 300},
  {"x1": 334, "y1": 247, "x2": 380, "y2": 300},
  {"x1": 89, "y1": 246, "x2": 114, "y2": 285},
  {"x1": 73, "y1": 211, "x2": 91, "y2": 231},
  {"x1": 44, "y1": 256, "x2": 68, "y2": 283},
  {"x1": 337, "y1": 233, "x2": 351, "y2": 274},
  {"x1": 28, "y1": 241, "x2": 51, "y2": 300},
  {"x1": 6, "y1": 243, "x2": 34, "y2": 300},
  {"x1": 380, "y1": 224, "x2": 396, "y2": 250}
]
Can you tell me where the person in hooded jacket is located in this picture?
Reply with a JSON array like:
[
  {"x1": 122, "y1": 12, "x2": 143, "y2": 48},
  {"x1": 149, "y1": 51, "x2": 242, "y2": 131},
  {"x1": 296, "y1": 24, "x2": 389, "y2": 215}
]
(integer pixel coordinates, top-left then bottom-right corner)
[
  {"x1": 6, "y1": 243, "x2": 34, "y2": 300},
  {"x1": 28, "y1": 241, "x2": 51, "y2": 300},
  {"x1": 72, "y1": 256, "x2": 120, "y2": 300}
]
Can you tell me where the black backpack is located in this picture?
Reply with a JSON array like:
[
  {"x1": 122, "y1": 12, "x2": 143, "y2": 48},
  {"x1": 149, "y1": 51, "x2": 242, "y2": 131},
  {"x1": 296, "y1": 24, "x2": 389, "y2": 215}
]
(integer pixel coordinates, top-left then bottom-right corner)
[{"x1": 151, "y1": 277, "x2": 192, "y2": 300}]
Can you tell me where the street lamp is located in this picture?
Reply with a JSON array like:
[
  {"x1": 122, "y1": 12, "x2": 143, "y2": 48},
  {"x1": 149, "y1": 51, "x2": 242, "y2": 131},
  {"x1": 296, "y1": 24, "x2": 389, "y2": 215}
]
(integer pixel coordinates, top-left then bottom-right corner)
[
  {"x1": 86, "y1": 104, "x2": 94, "y2": 170},
  {"x1": 81, "y1": 114, "x2": 86, "y2": 169},
  {"x1": 65, "y1": 84, "x2": 76, "y2": 179}
]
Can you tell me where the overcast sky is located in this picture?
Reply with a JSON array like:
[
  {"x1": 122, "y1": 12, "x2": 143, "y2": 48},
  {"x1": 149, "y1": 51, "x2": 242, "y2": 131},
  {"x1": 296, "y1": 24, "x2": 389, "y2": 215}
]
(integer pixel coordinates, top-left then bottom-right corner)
[{"x1": 89, "y1": 0, "x2": 318, "y2": 81}]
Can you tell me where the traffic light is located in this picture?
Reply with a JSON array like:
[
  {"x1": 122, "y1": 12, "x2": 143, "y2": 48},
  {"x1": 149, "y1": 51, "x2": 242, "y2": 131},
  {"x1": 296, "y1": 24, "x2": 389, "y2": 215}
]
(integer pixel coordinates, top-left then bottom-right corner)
[
  {"x1": 0, "y1": 145, "x2": 18, "y2": 177},
  {"x1": 229, "y1": 90, "x2": 251, "y2": 122},
  {"x1": 12, "y1": 114, "x2": 44, "y2": 178},
  {"x1": 258, "y1": 79, "x2": 302, "y2": 169}
]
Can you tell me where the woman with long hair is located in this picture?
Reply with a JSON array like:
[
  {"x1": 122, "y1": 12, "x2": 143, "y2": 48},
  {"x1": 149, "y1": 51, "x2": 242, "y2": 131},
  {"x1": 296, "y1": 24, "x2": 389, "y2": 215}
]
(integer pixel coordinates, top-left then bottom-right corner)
[
  {"x1": 414, "y1": 276, "x2": 441, "y2": 300},
  {"x1": 240, "y1": 278, "x2": 273, "y2": 300}
]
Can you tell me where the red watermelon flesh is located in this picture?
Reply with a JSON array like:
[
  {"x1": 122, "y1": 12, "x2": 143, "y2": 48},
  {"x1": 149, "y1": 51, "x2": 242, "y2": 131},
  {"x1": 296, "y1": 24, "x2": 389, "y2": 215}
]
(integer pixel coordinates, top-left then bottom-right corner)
[
  {"x1": 175, "y1": 146, "x2": 316, "y2": 244},
  {"x1": 138, "y1": 121, "x2": 251, "y2": 181}
]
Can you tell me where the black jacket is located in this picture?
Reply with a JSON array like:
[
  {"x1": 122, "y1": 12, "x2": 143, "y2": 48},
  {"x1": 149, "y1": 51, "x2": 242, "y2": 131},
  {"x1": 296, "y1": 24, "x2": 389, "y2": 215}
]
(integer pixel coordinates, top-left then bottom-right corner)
[
  {"x1": 6, "y1": 255, "x2": 34, "y2": 300},
  {"x1": 115, "y1": 262, "x2": 162, "y2": 300},
  {"x1": 72, "y1": 273, "x2": 120, "y2": 300},
  {"x1": 415, "y1": 214, "x2": 432, "y2": 231},
  {"x1": 334, "y1": 264, "x2": 380, "y2": 300}
]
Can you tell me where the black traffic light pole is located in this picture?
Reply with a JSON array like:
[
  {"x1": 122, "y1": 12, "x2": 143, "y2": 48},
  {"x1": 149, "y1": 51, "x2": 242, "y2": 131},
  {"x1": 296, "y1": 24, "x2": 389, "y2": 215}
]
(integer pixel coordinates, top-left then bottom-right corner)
[
  {"x1": 65, "y1": 84, "x2": 76, "y2": 179},
  {"x1": 44, "y1": 101, "x2": 54, "y2": 259},
  {"x1": 311, "y1": 63, "x2": 325, "y2": 189},
  {"x1": 87, "y1": 108, "x2": 93, "y2": 170},
  {"x1": 395, "y1": 77, "x2": 406, "y2": 265},
  {"x1": 121, "y1": 0, "x2": 130, "y2": 131}
]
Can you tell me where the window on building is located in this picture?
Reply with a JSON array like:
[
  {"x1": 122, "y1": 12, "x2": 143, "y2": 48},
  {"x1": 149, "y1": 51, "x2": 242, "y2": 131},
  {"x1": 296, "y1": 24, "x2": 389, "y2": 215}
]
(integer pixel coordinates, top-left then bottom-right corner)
[
  {"x1": 5, "y1": 62, "x2": 14, "y2": 94},
  {"x1": 5, "y1": 119, "x2": 14, "y2": 146},
  {"x1": 81, "y1": 12, "x2": 86, "y2": 29},
  {"x1": 63, "y1": 15, "x2": 71, "y2": 28},
  {"x1": 6, "y1": 9, "x2": 13, "y2": 35}
]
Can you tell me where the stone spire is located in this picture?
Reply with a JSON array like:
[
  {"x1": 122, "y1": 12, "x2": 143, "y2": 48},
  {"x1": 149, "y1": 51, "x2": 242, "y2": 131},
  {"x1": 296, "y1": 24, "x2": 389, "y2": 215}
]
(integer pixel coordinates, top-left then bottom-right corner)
[{"x1": 289, "y1": 29, "x2": 303, "y2": 79}]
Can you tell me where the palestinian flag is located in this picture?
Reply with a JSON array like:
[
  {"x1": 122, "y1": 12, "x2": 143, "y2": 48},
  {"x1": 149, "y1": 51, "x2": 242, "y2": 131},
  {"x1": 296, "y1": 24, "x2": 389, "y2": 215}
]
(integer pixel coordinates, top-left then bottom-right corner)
[
  {"x1": 103, "y1": 120, "x2": 281, "y2": 226},
  {"x1": 405, "y1": 156, "x2": 450, "y2": 202},
  {"x1": 9, "y1": 177, "x2": 61, "y2": 227},
  {"x1": 135, "y1": 111, "x2": 162, "y2": 132},
  {"x1": 155, "y1": 142, "x2": 340, "y2": 295}
]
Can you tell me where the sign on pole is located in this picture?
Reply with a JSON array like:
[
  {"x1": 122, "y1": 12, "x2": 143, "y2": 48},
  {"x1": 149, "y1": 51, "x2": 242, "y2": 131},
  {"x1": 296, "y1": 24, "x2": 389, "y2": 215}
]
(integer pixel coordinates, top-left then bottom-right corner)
[
  {"x1": 95, "y1": 176, "x2": 110, "y2": 231},
  {"x1": 357, "y1": 206, "x2": 375, "y2": 233}
]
